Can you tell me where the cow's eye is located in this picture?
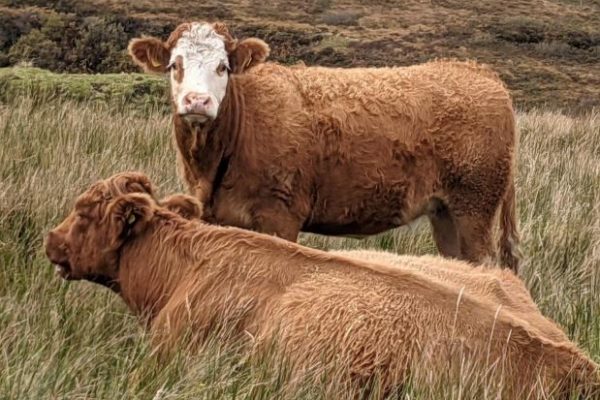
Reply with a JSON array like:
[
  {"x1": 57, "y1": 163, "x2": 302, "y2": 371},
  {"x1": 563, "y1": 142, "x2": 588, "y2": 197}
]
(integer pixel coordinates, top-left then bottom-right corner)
[
  {"x1": 216, "y1": 61, "x2": 228, "y2": 76},
  {"x1": 76, "y1": 211, "x2": 90, "y2": 221}
]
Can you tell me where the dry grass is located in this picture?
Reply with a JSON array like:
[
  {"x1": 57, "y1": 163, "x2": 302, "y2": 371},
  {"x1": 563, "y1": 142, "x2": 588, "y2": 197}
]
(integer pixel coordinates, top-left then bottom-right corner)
[{"x1": 0, "y1": 94, "x2": 599, "y2": 398}]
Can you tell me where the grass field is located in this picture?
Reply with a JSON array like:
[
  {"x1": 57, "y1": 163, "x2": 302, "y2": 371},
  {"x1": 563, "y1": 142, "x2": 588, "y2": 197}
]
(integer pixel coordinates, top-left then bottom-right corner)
[{"x1": 0, "y1": 81, "x2": 599, "y2": 397}]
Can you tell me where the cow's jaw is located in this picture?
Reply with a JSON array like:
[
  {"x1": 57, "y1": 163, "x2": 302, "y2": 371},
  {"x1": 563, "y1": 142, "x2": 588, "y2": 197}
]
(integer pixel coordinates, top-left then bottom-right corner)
[{"x1": 170, "y1": 23, "x2": 230, "y2": 123}]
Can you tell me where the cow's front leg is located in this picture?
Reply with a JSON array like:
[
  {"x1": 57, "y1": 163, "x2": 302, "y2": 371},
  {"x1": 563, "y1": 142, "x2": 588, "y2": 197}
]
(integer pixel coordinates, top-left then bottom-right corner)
[
  {"x1": 252, "y1": 202, "x2": 303, "y2": 242},
  {"x1": 189, "y1": 179, "x2": 219, "y2": 221},
  {"x1": 192, "y1": 178, "x2": 212, "y2": 204}
]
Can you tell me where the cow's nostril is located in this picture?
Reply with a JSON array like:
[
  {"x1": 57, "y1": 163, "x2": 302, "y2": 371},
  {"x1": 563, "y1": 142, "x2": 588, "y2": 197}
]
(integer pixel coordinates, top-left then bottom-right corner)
[
  {"x1": 182, "y1": 93, "x2": 212, "y2": 117},
  {"x1": 184, "y1": 93, "x2": 210, "y2": 107}
]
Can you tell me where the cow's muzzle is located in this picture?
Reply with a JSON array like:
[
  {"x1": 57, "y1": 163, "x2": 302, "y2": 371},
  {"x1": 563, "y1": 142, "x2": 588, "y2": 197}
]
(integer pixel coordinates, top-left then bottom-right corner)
[
  {"x1": 44, "y1": 231, "x2": 73, "y2": 279},
  {"x1": 181, "y1": 92, "x2": 214, "y2": 122}
]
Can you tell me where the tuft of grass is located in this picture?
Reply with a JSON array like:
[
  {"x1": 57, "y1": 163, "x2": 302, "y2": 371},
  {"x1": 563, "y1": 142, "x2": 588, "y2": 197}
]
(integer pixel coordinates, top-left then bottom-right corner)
[
  {"x1": 0, "y1": 67, "x2": 169, "y2": 114},
  {"x1": 313, "y1": 34, "x2": 352, "y2": 53},
  {"x1": 0, "y1": 92, "x2": 599, "y2": 398},
  {"x1": 318, "y1": 10, "x2": 364, "y2": 26},
  {"x1": 492, "y1": 16, "x2": 547, "y2": 44}
]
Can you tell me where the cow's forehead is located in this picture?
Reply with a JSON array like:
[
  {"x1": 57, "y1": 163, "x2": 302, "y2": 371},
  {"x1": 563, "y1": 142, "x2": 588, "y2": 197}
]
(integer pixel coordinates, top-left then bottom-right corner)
[{"x1": 170, "y1": 23, "x2": 229, "y2": 66}]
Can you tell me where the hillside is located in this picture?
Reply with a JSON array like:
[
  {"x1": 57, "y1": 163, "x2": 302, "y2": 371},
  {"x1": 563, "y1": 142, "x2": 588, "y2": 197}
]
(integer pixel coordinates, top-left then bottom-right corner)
[{"x1": 1, "y1": 0, "x2": 599, "y2": 109}]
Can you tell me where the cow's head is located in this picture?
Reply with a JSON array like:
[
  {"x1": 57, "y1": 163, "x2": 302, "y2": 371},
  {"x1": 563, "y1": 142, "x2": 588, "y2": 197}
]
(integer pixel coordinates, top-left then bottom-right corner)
[
  {"x1": 44, "y1": 172, "x2": 157, "y2": 290},
  {"x1": 128, "y1": 22, "x2": 270, "y2": 124}
]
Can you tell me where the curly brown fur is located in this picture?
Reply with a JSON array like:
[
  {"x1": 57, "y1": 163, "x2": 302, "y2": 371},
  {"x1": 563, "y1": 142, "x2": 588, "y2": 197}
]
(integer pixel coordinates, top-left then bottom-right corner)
[
  {"x1": 333, "y1": 250, "x2": 567, "y2": 343},
  {"x1": 160, "y1": 193, "x2": 203, "y2": 220},
  {"x1": 129, "y1": 22, "x2": 521, "y2": 271},
  {"x1": 45, "y1": 173, "x2": 597, "y2": 398}
]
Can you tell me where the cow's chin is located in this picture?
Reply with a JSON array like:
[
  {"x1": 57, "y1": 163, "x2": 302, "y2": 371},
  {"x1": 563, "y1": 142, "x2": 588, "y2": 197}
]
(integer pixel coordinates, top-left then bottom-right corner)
[
  {"x1": 85, "y1": 274, "x2": 121, "y2": 293},
  {"x1": 181, "y1": 113, "x2": 214, "y2": 127},
  {"x1": 54, "y1": 262, "x2": 88, "y2": 282},
  {"x1": 54, "y1": 264, "x2": 120, "y2": 292},
  {"x1": 54, "y1": 262, "x2": 76, "y2": 280}
]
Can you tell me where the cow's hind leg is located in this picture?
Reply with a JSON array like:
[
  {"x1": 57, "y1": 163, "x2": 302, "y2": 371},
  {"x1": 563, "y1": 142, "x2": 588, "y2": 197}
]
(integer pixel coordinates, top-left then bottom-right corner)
[
  {"x1": 444, "y1": 165, "x2": 507, "y2": 266},
  {"x1": 453, "y1": 213, "x2": 496, "y2": 266},
  {"x1": 428, "y1": 198, "x2": 461, "y2": 259}
]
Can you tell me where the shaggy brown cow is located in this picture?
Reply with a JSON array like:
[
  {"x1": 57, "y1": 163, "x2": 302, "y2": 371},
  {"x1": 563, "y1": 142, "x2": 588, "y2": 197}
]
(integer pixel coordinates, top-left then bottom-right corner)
[
  {"x1": 160, "y1": 198, "x2": 565, "y2": 343},
  {"x1": 45, "y1": 173, "x2": 596, "y2": 397},
  {"x1": 128, "y1": 22, "x2": 521, "y2": 271}
]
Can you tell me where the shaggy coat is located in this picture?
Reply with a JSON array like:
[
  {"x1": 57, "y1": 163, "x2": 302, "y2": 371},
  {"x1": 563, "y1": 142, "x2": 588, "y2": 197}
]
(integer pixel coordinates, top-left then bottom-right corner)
[
  {"x1": 333, "y1": 251, "x2": 569, "y2": 343},
  {"x1": 45, "y1": 173, "x2": 597, "y2": 397},
  {"x1": 128, "y1": 23, "x2": 521, "y2": 271}
]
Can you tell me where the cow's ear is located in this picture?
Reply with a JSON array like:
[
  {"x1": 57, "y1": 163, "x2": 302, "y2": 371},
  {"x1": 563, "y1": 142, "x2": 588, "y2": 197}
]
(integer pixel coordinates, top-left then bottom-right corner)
[
  {"x1": 108, "y1": 171, "x2": 155, "y2": 197},
  {"x1": 128, "y1": 37, "x2": 171, "y2": 74},
  {"x1": 160, "y1": 194, "x2": 203, "y2": 220},
  {"x1": 107, "y1": 193, "x2": 156, "y2": 246},
  {"x1": 229, "y1": 38, "x2": 270, "y2": 74}
]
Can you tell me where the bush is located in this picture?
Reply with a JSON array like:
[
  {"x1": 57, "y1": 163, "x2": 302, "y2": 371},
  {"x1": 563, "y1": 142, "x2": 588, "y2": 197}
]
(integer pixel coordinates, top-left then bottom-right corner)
[
  {"x1": 533, "y1": 40, "x2": 577, "y2": 59},
  {"x1": 307, "y1": 0, "x2": 332, "y2": 14},
  {"x1": 8, "y1": 29, "x2": 63, "y2": 70},
  {"x1": 7, "y1": 12, "x2": 81, "y2": 71},
  {"x1": 492, "y1": 17, "x2": 546, "y2": 44},
  {"x1": 559, "y1": 29, "x2": 600, "y2": 50},
  {"x1": 0, "y1": 6, "x2": 44, "y2": 53},
  {"x1": 0, "y1": 6, "x2": 187, "y2": 74},
  {"x1": 72, "y1": 17, "x2": 129, "y2": 73}
]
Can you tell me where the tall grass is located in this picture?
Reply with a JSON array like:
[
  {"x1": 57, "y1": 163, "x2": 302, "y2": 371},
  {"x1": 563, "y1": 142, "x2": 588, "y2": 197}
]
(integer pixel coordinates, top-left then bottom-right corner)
[{"x1": 0, "y1": 96, "x2": 598, "y2": 398}]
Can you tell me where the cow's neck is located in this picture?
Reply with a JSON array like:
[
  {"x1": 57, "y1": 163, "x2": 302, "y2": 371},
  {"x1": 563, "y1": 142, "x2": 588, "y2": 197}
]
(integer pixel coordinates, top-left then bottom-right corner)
[
  {"x1": 114, "y1": 213, "x2": 315, "y2": 327},
  {"x1": 172, "y1": 76, "x2": 245, "y2": 204},
  {"x1": 213, "y1": 75, "x2": 245, "y2": 159},
  {"x1": 116, "y1": 213, "x2": 204, "y2": 324}
]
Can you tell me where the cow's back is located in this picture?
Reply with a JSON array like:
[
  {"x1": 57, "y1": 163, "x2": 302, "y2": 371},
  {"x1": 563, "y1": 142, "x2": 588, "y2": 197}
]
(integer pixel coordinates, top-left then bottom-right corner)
[
  {"x1": 286, "y1": 61, "x2": 514, "y2": 234},
  {"x1": 214, "y1": 60, "x2": 516, "y2": 240},
  {"x1": 256, "y1": 255, "x2": 595, "y2": 396},
  {"x1": 333, "y1": 250, "x2": 569, "y2": 343}
]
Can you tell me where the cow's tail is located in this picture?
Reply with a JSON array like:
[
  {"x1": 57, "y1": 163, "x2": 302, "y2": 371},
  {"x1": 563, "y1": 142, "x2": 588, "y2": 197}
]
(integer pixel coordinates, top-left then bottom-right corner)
[{"x1": 498, "y1": 176, "x2": 521, "y2": 273}]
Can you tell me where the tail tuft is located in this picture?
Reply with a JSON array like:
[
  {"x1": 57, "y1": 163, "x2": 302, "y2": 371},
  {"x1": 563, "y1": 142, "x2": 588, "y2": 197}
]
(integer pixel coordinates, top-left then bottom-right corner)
[{"x1": 498, "y1": 177, "x2": 521, "y2": 273}]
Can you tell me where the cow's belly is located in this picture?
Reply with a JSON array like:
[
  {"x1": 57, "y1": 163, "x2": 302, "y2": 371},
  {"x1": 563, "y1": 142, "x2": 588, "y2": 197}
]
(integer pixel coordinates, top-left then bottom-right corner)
[
  {"x1": 304, "y1": 187, "x2": 431, "y2": 236},
  {"x1": 304, "y1": 160, "x2": 438, "y2": 236},
  {"x1": 304, "y1": 220, "x2": 401, "y2": 236}
]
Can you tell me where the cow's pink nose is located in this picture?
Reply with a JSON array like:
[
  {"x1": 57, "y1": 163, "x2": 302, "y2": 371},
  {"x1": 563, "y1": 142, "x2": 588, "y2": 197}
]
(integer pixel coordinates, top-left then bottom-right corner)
[{"x1": 183, "y1": 92, "x2": 212, "y2": 115}]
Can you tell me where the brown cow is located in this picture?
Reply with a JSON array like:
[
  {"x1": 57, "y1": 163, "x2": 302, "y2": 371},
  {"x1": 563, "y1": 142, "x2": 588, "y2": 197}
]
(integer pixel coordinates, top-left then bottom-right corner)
[
  {"x1": 161, "y1": 196, "x2": 565, "y2": 343},
  {"x1": 44, "y1": 173, "x2": 596, "y2": 397},
  {"x1": 128, "y1": 22, "x2": 521, "y2": 271}
]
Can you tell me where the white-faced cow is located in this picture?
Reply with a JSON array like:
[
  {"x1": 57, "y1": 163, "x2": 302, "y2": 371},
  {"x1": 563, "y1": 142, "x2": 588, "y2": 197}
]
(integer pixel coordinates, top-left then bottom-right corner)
[{"x1": 128, "y1": 22, "x2": 520, "y2": 271}]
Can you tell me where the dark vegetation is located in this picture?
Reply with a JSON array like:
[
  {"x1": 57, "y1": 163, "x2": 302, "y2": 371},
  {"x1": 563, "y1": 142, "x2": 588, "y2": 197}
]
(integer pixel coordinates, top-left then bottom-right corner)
[{"x1": 0, "y1": 0, "x2": 599, "y2": 109}]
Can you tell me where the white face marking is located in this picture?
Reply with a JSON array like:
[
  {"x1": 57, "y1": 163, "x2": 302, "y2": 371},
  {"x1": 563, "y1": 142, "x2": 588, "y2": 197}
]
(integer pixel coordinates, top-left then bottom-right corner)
[{"x1": 170, "y1": 23, "x2": 230, "y2": 122}]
